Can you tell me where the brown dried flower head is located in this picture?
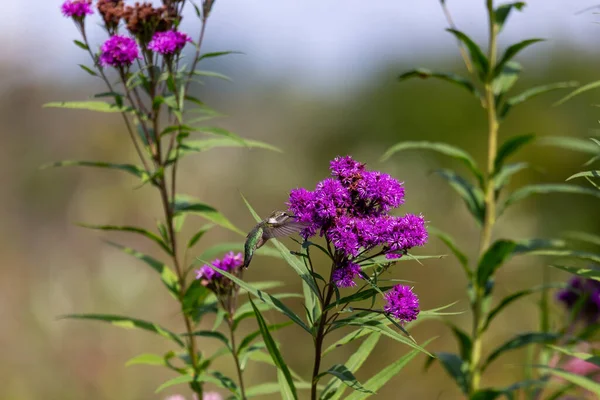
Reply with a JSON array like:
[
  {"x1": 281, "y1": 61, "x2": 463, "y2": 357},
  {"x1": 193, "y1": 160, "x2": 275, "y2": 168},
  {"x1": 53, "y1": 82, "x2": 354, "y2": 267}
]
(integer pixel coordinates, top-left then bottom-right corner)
[
  {"x1": 97, "y1": 0, "x2": 124, "y2": 34},
  {"x1": 123, "y1": 2, "x2": 181, "y2": 45}
]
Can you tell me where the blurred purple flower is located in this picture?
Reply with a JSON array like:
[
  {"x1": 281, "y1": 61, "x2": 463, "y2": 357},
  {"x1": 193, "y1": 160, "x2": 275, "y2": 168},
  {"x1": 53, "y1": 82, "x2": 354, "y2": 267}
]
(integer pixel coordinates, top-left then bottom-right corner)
[
  {"x1": 164, "y1": 393, "x2": 221, "y2": 400},
  {"x1": 195, "y1": 252, "x2": 243, "y2": 283},
  {"x1": 61, "y1": 0, "x2": 93, "y2": 18},
  {"x1": 384, "y1": 285, "x2": 420, "y2": 323},
  {"x1": 148, "y1": 30, "x2": 192, "y2": 55},
  {"x1": 556, "y1": 275, "x2": 600, "y2": 323},
  {"x1": 99, "y1": 35, "x2": 140, "y2": 68},
  {"x1": 332, "y1": 261, "x2": 362, "y2": 288}
]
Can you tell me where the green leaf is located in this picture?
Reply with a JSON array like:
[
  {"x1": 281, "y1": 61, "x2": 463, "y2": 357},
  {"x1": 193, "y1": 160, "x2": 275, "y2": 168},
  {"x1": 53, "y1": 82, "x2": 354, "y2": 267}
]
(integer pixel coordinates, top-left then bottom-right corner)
[
  {"x1": 563, "y1": 231, "x2": 600, "y2": 247},
  {"x1": 322, "y1": 333, "x2": 381, "y2": 400},
  {"x1": 177, "y1": 138, "x2": 282, "y2": 157},
  {"x1": 125, "y1": 353, "x2": 166, "y2": 367},
  {"x1": 40, "y1": 160, "x2": 149, "y2": 180},
  {"x1": 186, "y1": 330, "x2": 230, "y2": 348},
  {"x1": 318, "y1": 364, "x2": 373, "y2": 395},
  {"x1": 513, "y1": 238, "x2": 566, "y2": 254},
  {"x1": 105, "y1": 241, "x2": 180, "y2": 295},
  {"x1": 428, "y1": 227, "x2": 470, "y2": 276},
  {"x1": 494, "y1": 2, "x2": 526, "y2": 32},
  {"x1": 345, "y1": 339, "x2": 434, "y2": 400},
  {"x1": 433, "y1": 352, "x2": 469, "y2": 394},
  {"x1": 483, "y1": 333, "x2": 560, "y2": 370},
  {"x1": 187, "y1": 223, "x2": 214, "y2": 249},
  {"x1": 548, "y1": 345, "x2": 600, "y2": 367},
  {"x1": 554, "y1": 79, "x2": 600, "y2": 106},
  {"x1": 448, "y1": 324, "x2": 472, "y2": 360},
  {"x1": 446, "y1": 29, "x2": 489, "y2": 81},
  {"x1": 197, "y1": 50, "x2": 243, "y2": 61},
  {"x1": 79, "y1": 223, "x2": 171, "y2": 255},
  {"x1": 207, "y1": 265, "x2": 310, "y2": 333},
  {"x1": 435, "y1": 169, "x2": 485, "y2": 225},
  {"x1": 494, "y1": 134, "x2": 536, "y2": 172},
  {"x1": 192, "y1": 70, "x2": 232, "y2": 82},
  {"x1": 476, "y1": 240, "x2": 516, "y2": 287},
  {"x1": 73, "y1": 40, "x2": 89, "y2": 50},
  {"x1": 155, "y1": 372, "x2": 235, "y2": 393},
  {"x1": 398, "y1": 69, "x2": 479, "y2": 97},
  {"x1": 172, "y1": 195, "x2": 243, "y2": 235},
  {"x1": 237, "y1": 321, "x2": 293, "y2": 356},
  {"x1": 483, "y1": 284, "x2": 565, "y2": 331},
  {"x1": 552, "y1": 264, "x2": 600, "y2": 280},
  {"x1": 538, "y1": 136, "x2": 600, "y2": 155},
  {"x1": 492, "y1": 61, "x2": 522, "y2": 96},
  {"x1": 494, "y1": 39, "x2": 545, "y2": 78},
  {"x1": 60, "y1": 314, "x2": 185, "y2": 347},
  {"x1": 43, "y1": 101, "x2": 128, "y2": 113},
  {"x1": 250, "y1": 298, "x2": 298, "y2": 400},
  {"x1": 494, "y1": 162, "x2": 529, "y2": 192},
  {"x1": 246, "y1": 382, "x2": 312, "y2": 397},
  {"x1": 539, "y1": 367, "x2": 600, "y2": 395},
  {"x1": 567, "y1": 170, "x2": 600, "y2": 182},
  {"x1": 500, "y1": 82, "x2": 579, "y2": 119},
  {"x1": 381, "y1": 141, "x2": 483, "y2": 187},
  {"x1": 78, "y1": 64, "x2": 97, "y2": 77},
  {"x1": 500, "y1": 184, "x2": 600, "y2": 215},
  {"x1": 324, "y1": 287, "x2": 393, "y2": 312}
]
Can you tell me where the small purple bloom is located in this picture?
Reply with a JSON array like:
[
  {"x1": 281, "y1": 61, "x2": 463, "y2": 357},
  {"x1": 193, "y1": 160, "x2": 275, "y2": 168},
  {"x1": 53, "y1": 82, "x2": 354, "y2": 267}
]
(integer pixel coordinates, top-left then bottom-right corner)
[
  {"x1": 330, "y1": 155, "x2": 365, "y2": 186},
  {"x1": 557, "y1": 275, "x2": 600, "y2": 323},
  {"x1": 99, "y1": 35, "x2": 140, "y2": 68},
  {"x1": 195, "y1": 252, "x2": 243, "y2": 283},
  {"x1": 384, "y1": 285, "x2": 420, "y2": 323},
  {"x1": 148, "y1": 30, "x2": 192, "y2": 55},
  {"x1": 332, "y1": 262, "x2": 362, "y2": 288},
  {"x1": 61, "y1": 0, "x2": 93, "y2": 18}
]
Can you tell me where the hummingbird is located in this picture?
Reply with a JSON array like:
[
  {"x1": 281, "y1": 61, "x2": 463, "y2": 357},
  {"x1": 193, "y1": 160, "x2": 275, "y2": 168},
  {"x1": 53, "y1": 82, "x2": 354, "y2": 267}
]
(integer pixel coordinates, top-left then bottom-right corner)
[{"x1": 243, "y1": 210, "x2": 307, "y2": 269}]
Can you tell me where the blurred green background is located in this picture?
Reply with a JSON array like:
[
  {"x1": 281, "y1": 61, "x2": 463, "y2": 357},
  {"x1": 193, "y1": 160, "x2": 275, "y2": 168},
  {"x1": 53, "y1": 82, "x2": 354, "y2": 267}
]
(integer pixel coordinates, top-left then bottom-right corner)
[{"x1": 3, "y1": 1, "x2": 600, "y2": 399}]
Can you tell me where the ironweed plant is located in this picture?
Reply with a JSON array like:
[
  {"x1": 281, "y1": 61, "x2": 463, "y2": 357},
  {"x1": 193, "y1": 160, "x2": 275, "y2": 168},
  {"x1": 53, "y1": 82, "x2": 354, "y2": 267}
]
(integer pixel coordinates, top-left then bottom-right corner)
[
  {"x1": 49, "y1": 1, "x2": 452, "y2": 399},
  {"x1": 381, "y1": 1, "x2": 600, "y2": 398},
  {"x1": 48, "y1": 0, "x2": 286, "y2": 398}
]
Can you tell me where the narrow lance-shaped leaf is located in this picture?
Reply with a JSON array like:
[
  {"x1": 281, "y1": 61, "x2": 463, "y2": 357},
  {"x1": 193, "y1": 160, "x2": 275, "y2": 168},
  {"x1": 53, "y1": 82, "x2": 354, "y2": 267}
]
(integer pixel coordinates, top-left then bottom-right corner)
[
  {"x1": 483, "y1": 332, "x2": 560, "y2": 371},
  {"x1": 552, "y1": 264, "x2": 600, "y2": 280},
  {"x1": 446, "y1": 29, "x2": 489, "y2": 81},
  {"x1": 60, "y1": 314, "x2": 185, "y2": 347},
  {"x1": 398, "y1": 69, "x2": 479, "y2": 97},
  {"x1": 187, "y1": 223, "x2": 214, "y2": 249},
  {"x1": 250, "y1": 298, "x2": 298, "y2": 400},
  {"x1": 447, "y1": 324, "x2": 472, "y2": 360},
  {"x1": 205, "y1": 264, "x2": 311, "y2": 333},
  {"x1": 494, "y1": 39, "x2": 545, "y2": 78},
  {"x1": 317, "y1": 364, "x2": 373, "y2": 395},
  {"x1": 345, "y1": 338, "x2": 435, "y2": 400},
  {"x1": 431, "y1": 352, "x2": 469, "y2": 394},
  {"x1": 537, "y1": 136, "x2": 600, "y2": 155},
  {"x1": 434, "y1": 169, "x2": 486, "y2": 225},
  {"x1": 548, "y1": 345, "x2": 600, "y2": 368},
  {"x1": 554, "y1": 79, "x2": 600, "y2": 106},
  {"x1": 499, "y1": 184, "x2": 600, "y2": 216},
  {"x1": 40, "y1": 160, "x2": 150, "y2": 181},
  {"x1": 106, "y1": 241, "x2": 180, "y2": 295},
  {"x1": 172, "y1": 195, "x2": 243, "y2": 235},
  {"x1": 499, "y1": 81, "x2": 579, "y2": 119},
  {"x1": 476, "y1": 240, "x2": 516, "y2": 287},
  {"x1": 492, "y1": 61, "x2": 522, "y2": 96},
  {"x1": 494, "y1": 162, "x2": 529, "y2": 193},
  {"x1": 428, "y1": 227, "x2": 470, "y2": 277},
  {"x1": 537, "y1": 367, "x2": 600, "y2": 396},
  {"x1": 494, "y1": 2, "x2": 526, "y2": 33},
  {"x1": 79, "y1": 223, "x2": 171, "y2": 255},
  {"x1": 567, "y1": 170, "x2": 600, "y2": 182},
  {"x1": 125, "y1": 353, "x2": 166, "y2": 367},
  {"x1": 43, "y1": 101, "x2": 129, "y2": 113},
  {"x1": 494, "y1": 134, "x2": 536, "y2": 172},
  {"x1": 381, "y1": 141, "x2": 484, "y2": 187},
  {"x1": 563, "y1": 231, "x2": 600, "y2": 247}
]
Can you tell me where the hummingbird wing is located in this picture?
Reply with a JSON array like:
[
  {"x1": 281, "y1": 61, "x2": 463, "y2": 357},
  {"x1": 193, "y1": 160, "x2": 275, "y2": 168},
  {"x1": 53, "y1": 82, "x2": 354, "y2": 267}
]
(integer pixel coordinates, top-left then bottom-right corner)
[{"x1": 263, "y1": 221, "x2": 308, "y2": 240}]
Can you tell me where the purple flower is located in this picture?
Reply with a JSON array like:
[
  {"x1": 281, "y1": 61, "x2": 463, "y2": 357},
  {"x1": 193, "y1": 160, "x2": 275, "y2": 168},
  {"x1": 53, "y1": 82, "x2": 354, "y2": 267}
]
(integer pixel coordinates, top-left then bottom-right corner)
[
  {"x1": 557, "y1": 275, "x2": 600, "y2": 323},
  {"x1": 355, "y1": 171, "x2": 405, "y2": 214},
  {"x1": 148, "y1": 30, "x2": 192, "y2": 55},
  {"x1": 384, "y1": 285, "x2": 420, "y2": 323},
  {"x1": 195, "y1": 252, "x2": 243, "y2": 283},
  {"x1": 330, "y1": 155, "x2": 365, "y2": 186},
  {"x1": 61, "y1": 0, "x2": 93, "y2": 18},
  {"x1": 332, "y1": 262, "x2": 362, "y2": 288},
  {"x1": 99, "y1": 35, "x2": 140, "y2": 68}
]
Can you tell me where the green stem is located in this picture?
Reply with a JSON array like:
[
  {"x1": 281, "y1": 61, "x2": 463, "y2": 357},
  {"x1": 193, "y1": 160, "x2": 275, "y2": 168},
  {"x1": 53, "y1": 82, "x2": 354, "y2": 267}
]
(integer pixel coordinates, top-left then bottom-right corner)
[
  {"x1": 469, "y1": 0, "x2": 499, "y2": 394},
  {"x1": 226, "y1": 315, "x2": 247, "y2": 400}
]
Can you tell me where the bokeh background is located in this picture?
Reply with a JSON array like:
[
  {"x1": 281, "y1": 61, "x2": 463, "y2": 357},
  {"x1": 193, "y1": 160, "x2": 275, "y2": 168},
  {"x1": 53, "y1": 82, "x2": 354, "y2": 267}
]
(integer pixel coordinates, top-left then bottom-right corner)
[{"x1": 3, "y1": 1, "x2": 600, "y2": 399}]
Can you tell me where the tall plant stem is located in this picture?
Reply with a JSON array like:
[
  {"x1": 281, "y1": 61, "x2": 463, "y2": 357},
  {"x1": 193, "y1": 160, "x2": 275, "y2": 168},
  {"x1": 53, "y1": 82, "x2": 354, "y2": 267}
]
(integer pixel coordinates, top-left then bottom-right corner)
[
  {"x1": 226, "y1": 316, "x2": 247, "y2": 400},
  {"x1": 468, "y1": 0, "x2": 499, "y2": 394}
]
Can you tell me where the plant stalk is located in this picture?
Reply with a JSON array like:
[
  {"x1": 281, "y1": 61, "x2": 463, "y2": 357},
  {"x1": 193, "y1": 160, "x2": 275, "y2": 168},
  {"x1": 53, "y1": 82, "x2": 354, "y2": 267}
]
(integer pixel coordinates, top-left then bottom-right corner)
[
  {"x1": 468, "y1": 0, "x2": 499, "y2": 394},
  {"x1": 226, "y1": 315, "x2": 247, "y2": 400}
]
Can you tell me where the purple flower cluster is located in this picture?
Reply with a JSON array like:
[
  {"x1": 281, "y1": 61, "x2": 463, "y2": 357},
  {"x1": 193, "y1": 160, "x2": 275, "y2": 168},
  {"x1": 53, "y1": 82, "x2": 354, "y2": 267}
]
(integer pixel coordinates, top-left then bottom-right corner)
[
  {"x1": 288, "y1": 156, "x2": 427, "y2": 288},
  {"x1": 557, "y1": 276, "x2": 600, "y2": 323},
  {"x1": 99, "y1": 35, "x2": 140, "y2": 68},
  {"x1": 148, "y1": 30, "x2": 192, "y2": 55},
  {"x1": 332, "y1": 261, "x2": 362, "y2": 288},
  {"x1": 384, "y1": 285, "x2": 420, "y2": 323},
  {"x1": 195, "y1": 252, "x2": 243, "y2": 283},
  {"x1": 61, "y1": 0, "x2": 93, "y2": 18}
]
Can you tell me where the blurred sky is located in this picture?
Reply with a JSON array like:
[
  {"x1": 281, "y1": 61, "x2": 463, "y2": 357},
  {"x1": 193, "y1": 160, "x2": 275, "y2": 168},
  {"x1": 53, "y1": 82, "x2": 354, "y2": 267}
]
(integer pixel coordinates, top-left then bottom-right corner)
[{"x1": 5, "y1": 1, "x2": 600, "y2": 89}]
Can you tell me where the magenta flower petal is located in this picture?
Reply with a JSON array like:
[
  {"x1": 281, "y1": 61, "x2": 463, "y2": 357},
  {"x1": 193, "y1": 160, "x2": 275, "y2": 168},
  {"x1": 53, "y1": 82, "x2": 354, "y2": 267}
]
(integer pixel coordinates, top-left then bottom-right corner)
[
  {"x1": 148, "y1": 30, "x2": 192, "y2": 55},
  {"x1": 99, "y1": 35, "x2": 140, "y2": 67},
  {"x1": 384, "y1": 285, "x2": 420, "y2": 323},
  {"x1": 61, "y1": 0, "x2": 93, "y2": 18}
]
